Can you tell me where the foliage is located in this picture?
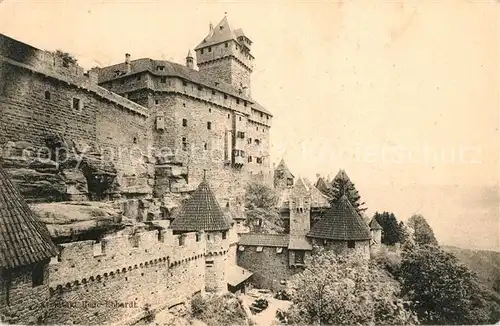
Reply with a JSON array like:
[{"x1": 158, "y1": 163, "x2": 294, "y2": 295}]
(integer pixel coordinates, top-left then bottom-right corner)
[
  {"x1": 244, "y1": 181, "x2": 284, "y2": 234},
  {"x1": 407, "y1": 214, "x2": 438, "y2": 246},
  {"x1": 53, "y1": 50, "x2": 78, "y2": 66},
  {"x1": 372, "y1": 245, "x2": 403, "y2": 278},
  {"x1": 400, "y1": 245, "x2": 493, "y2": 324},
  {"x1": 190, "y1": 292, "x2": 250, "y2": 326},
  {"x1": 327, "y1": 170, "x2": 367, "y2": 214},
  {"x1": 373, "y1": 211, "x2": 402, "y2": 245},
  {"x1": 286, "y1": 248, "x2": 418, "y2": 325}
]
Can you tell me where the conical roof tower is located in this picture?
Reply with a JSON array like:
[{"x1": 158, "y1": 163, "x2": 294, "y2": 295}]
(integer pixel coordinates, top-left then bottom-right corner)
[
  {"x1": 0, "y1": 164, "x2": 58, "y2": 269},
  {"x1": 307, "y1": 195, "x2": 371, "y2": 241},
  {"x1": 170, "y1": 178, "x2": 231, "y2": 232}
]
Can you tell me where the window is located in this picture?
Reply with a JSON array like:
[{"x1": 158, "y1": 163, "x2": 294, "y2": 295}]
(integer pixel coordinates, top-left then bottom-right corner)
[
  {"x1": 244, "y1": 101, "x2": 247, "y2": 107},
  {"x1": 201, "y1": 49, "x2": 204, "y2": 54},
  {"x1": 224, "y1": 94, "x2": 228, "y2": 100},
  {"x1": 137, "y1": 75, "x2": 141, "y2": 81},
  {"x1": 206, "y1": 260, "x2": 214, "y2": 267},
  {"x1": 157, "y1": 65, "x2": 165, "y2": 71},
  {"x1": 255, "y1": 139, "x2": 260, "y2": 145},
  {"x1": 207, "y1": 121, "x2": 212, "y2": 130},
  {"x1": 247, "y1": 138, "x2": 252, "y2": 144},
  {"x1": 256, "y1": 157, "x2": 263, "y2": 164},
  {"x1": 155, "y1": 99, "x2": 159, "y2": 105},
  {"x1": 276, "y1": 247, "x2": 283, "y2": 254},
  {"x1": 227, "y1": 114, "x2": 230, "y2": 119},
  {"x1": 161, "y1": 77, "x2": 166, "y2": 83},
  {"x1": 256, "y1": 246, "x2": 263, "y2": 252},
  {"x1": 32, "y1": 263, "x2": 44, "y2": 287},
  {"x1": 294, "y1": 251, "x2": 305, "y2": 264},
  {"x1": 197, "y1": 85, "x2": 203, "y2": 91},
  {"x1": 72, "y1": 98, "x2": 82, "y2": 111},
  {"x1": 222, "y1": 231, "x2": 227, "y2": 240},
  {"x1": 212, "y1": 90, "x2": 216, "y2": 95},
  {"x1": 236, "y1": 99, "x2": 240, "y2": 104},
  {"x1": 248, "y1": 156, "x2": 252, "y2": 163},
  {"x1": 239, "y1": 117, "x2": 242, "y2": 121},
  {"x1": 204, "y1": 143, "x2": 208, "y2": 150},
  {"x1": 237, "y1": 131, "x2": 245, "y2": 139},
  {"x1": 260, "y1": 112, "x2": 263, "y2": 118},
  {"x1": 347, "y1": 241, "x2": 355, "y2": 249},
  {"x1": 44, "y1": 91, "x2": 51, "y2": 100},
  {"x1": 182, "y1": 119, "x2": 187, "y2": 127},
  {"x1": 133, "y1": 137, "x2": 138, "y2": 144},
  {"x1": 196, "y1": 233, "x2": 201, "y2": 242},
  {"x1": 225, "y1": 42, "x2": 228, "y2": 48},
  {"x1": 183, "y1": 81, "x2": 188, "y2": 87},
  {"x1": 209, "y1": 108, "x2": 211, "y2": 113},
  {"x1": 182, "y1": 137, "x2": 187, "y2": 151},
  {"x1": 178, "y1": 236, "x2": 185, "y2": 246},
  {"x1": 208, "y1": 47, "x2": 212, "y2": 52}
]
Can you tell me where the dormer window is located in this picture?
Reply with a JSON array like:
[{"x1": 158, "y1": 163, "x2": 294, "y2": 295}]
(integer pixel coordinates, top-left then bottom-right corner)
[
  {"x1": 225, "y1": 42, "x2": 228, "y2": 48},
  {"x1": 208, "y1": 47, "x2": 212, "y2": 52},
  {"x1": 220, "y1": 26, "x2": 224, "y2": 30},
  {"x1": 157, "y1": 66, "x2": 165, "y2": 71}
]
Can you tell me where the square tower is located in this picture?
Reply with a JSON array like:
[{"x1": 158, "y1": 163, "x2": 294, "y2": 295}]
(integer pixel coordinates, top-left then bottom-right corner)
[{"x1": 195, "y1": 16, "x2": 254, "y2": 95}]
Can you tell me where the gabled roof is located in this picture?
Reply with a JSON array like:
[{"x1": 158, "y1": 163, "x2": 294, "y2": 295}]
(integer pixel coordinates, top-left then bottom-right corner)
[
  {"x1": 195, "y1": 16, "x2": 248, "y2": 50},
  {"x1": 238, "y1": 233, "x2": 289, "y2": 247},
  {"x1": 292, "y1": 177, "x2": 309, "y2": 195},
  {"x1": 0, "y1": 164, "x2": 58, "y2": 269},
  {"x1": 315, "y1": 177, "x2": 331, "y2": 195},
  {"x1": 275, "y1": 158, "x2": 294, "y2": 179},
  {"x1": 369, "y1": 217, "x2": 383, "y2": 230},
  {"x1": 309, "y1": 185, "x2": 330, "y2": 209},
  {"x1": 307, "y1": 195, "x2": 371, "y2": 241},
  {"x1": 170, "y1": 179, "x2": 231, "y2": 232}
]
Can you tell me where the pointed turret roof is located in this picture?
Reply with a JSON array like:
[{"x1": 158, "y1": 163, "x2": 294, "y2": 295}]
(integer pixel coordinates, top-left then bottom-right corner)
[
  {"x1": 275, "y1": 158, "x2": 294, "y2": 179},
  {"x1": 369, "y1": 217, "x2": 383, "y2": 230},
  {"x1": 0, "y1": 164, "x2": 58, "y2": 269},
  {"x1": 170, "y1": 179, "x2": 231, "y2": 232},
  {"x1": 315, "y1": 177, "x2": 331, "y2": 195},
  {"x1": 196, "y1": 16, "x2": 241, "y2": 50},
  {"x1": 186, "y1": 49, "x2": 193, "y2": 58},
  {"x1": 307, "y1": 195, "x2": 371, "y2": 241}
]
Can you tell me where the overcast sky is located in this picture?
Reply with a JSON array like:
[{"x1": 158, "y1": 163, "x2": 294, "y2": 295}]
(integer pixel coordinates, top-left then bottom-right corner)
[{"x1": 0, "y1": 0, "x2": 498, "y2": 250}]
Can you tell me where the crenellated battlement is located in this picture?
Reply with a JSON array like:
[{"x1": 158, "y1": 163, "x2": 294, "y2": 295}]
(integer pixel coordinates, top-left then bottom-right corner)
[{"x1": 48, "y1": 227, "x2": 206, "y2": 288}]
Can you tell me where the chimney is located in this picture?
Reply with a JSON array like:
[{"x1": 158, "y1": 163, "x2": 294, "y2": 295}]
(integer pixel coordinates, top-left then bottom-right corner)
[
  {"x1": 186, "y1": 50, "x2": 194, "y2": 69},
  {"x1": 125, "y1": 53, "x2": 131, "y2": 73}
]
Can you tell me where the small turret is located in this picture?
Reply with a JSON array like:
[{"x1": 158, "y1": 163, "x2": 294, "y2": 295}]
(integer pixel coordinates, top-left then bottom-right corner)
[{"x1": 186, "y1": 50, "x2": 194, "y2": 69}]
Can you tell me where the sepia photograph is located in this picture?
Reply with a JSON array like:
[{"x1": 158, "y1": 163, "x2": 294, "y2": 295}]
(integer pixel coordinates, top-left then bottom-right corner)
[{"x1": 0, "y1": 0, "x2": 498, "y2": 325}]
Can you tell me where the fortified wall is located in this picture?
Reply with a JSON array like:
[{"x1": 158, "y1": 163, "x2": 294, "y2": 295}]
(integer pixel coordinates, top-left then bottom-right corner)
[
  {"x1": 45, "y1": 225, "x2": 206, "y2": 325},
  {"x1": 0, "y1": 34, "x2": 153, "y2": 202}
]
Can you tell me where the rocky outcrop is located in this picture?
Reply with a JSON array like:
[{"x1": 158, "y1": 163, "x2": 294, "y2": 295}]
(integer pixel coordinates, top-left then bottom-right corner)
[
  {"x1": 1, "y1": 136, "x2": 154, "y2": 202},
  {"x1": 31, "y1": 201, "x2": 124, "y2": 242}
]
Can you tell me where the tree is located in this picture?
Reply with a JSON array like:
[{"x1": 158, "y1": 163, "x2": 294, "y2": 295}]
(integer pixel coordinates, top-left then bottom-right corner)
[
  {"x1": 244, "y1": 181, "x2": 284, "y2": 234},
  {"x1": 400, "y1": 245, "x2": 492, "y2": 324},
  {"x1": 286, "y1": 248, "x2": 418, "y2": 325},
  {"x1": 327, "y1": 169, "x2": 367, "y2": 214},
  {"x1": 407, "y1": 214, "x2": 438, "y2": 246},
  {"x1": 373, "y1": 212, "x2": 402, "y2": 245}
]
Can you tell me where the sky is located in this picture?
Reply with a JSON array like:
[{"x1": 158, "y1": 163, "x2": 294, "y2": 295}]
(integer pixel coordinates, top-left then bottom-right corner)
[{"x1": 0, "y1": 0, "x2": 498, "y2": 250}]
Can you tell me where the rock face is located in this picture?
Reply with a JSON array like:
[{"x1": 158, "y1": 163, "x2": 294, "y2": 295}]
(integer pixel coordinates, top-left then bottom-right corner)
[
  {"x1": 0, "y1": 138, "x2": 145, "y2": 202},
  {"x1": 31, "y1": 201, "x2": 124, "y2": 242}
]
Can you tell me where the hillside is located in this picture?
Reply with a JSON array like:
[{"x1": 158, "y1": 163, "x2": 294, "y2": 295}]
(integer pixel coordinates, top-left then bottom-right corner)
[{"x1": 442, "y1": 245, "x2": 500, "y2": 288}]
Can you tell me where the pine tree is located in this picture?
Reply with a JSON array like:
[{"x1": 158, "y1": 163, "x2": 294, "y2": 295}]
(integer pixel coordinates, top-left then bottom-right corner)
[
  {"x1": 327, "y1": 169, "x2": 366, "y2": 214},
  {"x1": 373, "y1": 212, "x2": 401, "y2": 245}
]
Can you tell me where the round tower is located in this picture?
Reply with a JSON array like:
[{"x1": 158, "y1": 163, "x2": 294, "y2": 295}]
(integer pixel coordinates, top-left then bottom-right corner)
[
  {"x1": 169, "y1": 176, "x2": 231, "y2": 293},
  {"x1": 0, "y1": 165, "x2": 58, "y2": 324}
]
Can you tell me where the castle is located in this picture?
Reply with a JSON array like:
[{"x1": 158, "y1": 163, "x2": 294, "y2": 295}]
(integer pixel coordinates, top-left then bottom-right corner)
[{"x1": 0, "y1": 16, "x2": 381, "y2": 325}]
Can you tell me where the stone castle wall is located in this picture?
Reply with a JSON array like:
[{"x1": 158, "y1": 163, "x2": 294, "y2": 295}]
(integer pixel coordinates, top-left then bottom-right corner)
[
  {"x1": 0, "y1": 34, "x2": 153, "y2": 200},
  {"x1": 0, "y1": 262, "x2": 51, "y2": 325},
  {"x1": 45, "y1": 228, "x2": 206, "y2": 325}
]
